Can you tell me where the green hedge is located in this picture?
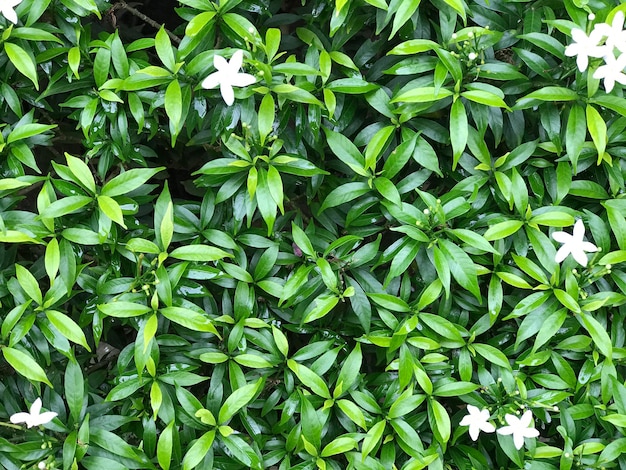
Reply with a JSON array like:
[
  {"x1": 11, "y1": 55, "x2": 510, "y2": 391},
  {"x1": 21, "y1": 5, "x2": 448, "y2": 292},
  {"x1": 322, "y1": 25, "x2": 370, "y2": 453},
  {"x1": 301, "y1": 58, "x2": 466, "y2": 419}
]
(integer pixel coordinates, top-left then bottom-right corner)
[{"x1": 1, "y1": 0, "x2": 626, "y2": 469}]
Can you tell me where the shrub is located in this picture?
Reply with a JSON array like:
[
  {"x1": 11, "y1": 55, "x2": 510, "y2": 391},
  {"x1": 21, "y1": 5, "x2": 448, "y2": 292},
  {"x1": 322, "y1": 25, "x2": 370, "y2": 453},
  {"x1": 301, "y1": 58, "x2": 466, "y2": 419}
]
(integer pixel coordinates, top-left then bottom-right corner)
[{"x1": 1, "y1": 0, "x2": 626, "y2": 469}]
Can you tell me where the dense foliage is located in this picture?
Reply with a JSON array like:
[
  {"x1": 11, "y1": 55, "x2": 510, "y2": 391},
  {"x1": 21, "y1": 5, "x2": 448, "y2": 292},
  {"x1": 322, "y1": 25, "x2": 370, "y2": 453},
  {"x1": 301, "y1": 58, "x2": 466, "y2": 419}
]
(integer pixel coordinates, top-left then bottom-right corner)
[{"x1": 1, "y1": 0, "x2": 626, "y2": 469}]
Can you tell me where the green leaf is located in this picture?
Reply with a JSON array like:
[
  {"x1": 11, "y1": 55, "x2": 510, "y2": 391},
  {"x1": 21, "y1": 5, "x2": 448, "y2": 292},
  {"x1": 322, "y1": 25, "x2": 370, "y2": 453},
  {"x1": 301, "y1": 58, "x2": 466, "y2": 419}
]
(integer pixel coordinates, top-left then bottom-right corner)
[
  {"x1": 303, "y1": 293, "x2": 340, "y2": 323},
  {"x1": 473, "y1": 343, "x2": 511, "y2": 369},
  {"x1": 272, "y1": 84, "x2": 323, "y2": 106},
  {"x1": 450, "y1": 99, "x2": 468, "y2": 170},
  {"x1": 388, "y1": 39, "x2": 440, "y2": 55},
  {"x1": 484, "y1": 220, "x2": 524, "y2": 241},
  {"x1": 428, "y1": 398, "x2": 451, "y2": 445},
  {"x1": 389, "y1": 0, "x2": 421, "y2": 39},
  {"x1": 157, "y1": 421, "x2": 175, "y2": 470},
  {"x1": 319, "y1": 182, "x2": 371, "y2": 213},
  {"x1": 362, "y1": 420, "x2": 386, "y2": 459},
  {"x1": 517, "y1": 86, "x2": 577, "y2": 106},
  {"x1": 218, "y1": 378, "x2": 263, "y2": 423},
  {"x1": 220, "y1": 433, "x2": 262, "y2": 469},
  {"x1": 93, "y1": 46, "x2": 111, "y2": 88},
  {"x1": 255, "y1": 168, "x2": 277, "y2": 235},
  {"x1": 321, "y1": 436, "x2": 358, "y2": 457},
  {"x1": 586, "y1": 104, "x2": 606, "y2": 164},
  {"x1": 569, "y1": 180, "x2": 609, "y2": 199},
  {"x1": 165, "y1": 79, "x2": 182, "y2": 145},
  {"x1": 364, "y1": 125, "x2": 394, "y2": 171},
  {"x1": 337, "y1": 399, "x2": 367, "y2": 429},
  {"x1": 419, "y1": 313, "x2": 464, "y2": 346},
  {"x1": 40, "y1": 196, "x2": 93, "y2": 219},
  {"x1": 155, "y1": 26, "x2": 175, "y2": 71},
  {"x1": 433, "y1": 381, "x2": 479, "y2": 397},
  {"x1": 186, "y1": 11, "x2": 217, "y2": 36},
  {"x1": 335, "y1": 344, "x2": 362, "y2": 397},
  {"x1": 391, "y1": 86, "x2": 453, "y2": 103},
  {"x1": 223, "y1": 11, "x2": 259, "y2": 42},
  {"x1": 388, "y1": 388, "x2": 426, "y2": 418},
  {"x1": 368, "y1": 293, "x2": 410, "y2": 312},
  {"x1": 127, "y1": 238, "x2": 161, "y2": 254},
  {"x1": 577, "y1": 312, "x2": 612, "y2": 359},
  {"x1": 46, "y1": 310, "x2": 91, "y2": 351},
  {"x1": 98, "y1": 195, "x2": 126, "y2": 228},
  {"x1": 98, "y1": 302, "x2": 152, "y2": 318},
  {"x1": 101, "y1": 167, "x2": 164, "y2": 197},
  {"x1": 170, "y1": 245, "x2": 232, "y2": 261},
  {"x1": 449, "y1": 228, "x2": 498, "y2": 254},
  {"x1": 7, "y1": 123, "x2": 56, "y2": 144},
  {"x1": 439, "y1": 239, "x2": 481, "y2": 301},
  {"x1": 5, "y1": 42, "x2": 38, "y2": 89},
  {"x1": 65, "y1": 359, "x2": 85, "y2": 424},
  {"x1": 373, "y1": 176, "x2": 402, "y2": 206},
  {"x1": 288, "y1": 359, "x2": 331, "y2": 398},
  {"x1": 62, "y1": 228, "x2": 101, "y2": 245},
  {"x1": 15, "y1": 264, "x2": 42, "y2": 305},
  {"x1": 182, "y1": 430, "x2": 215, "y2": 470},
  {"x1": 533, "y1": 309, "x2": 567, "y2": 352},
  {"x1": 565, "y1": 105, "x2": 585, "y2": 171},
  {"x1": 461, "y1": 90, "x2": 510, "y2": 110},
  {"x1": 323, "y1": 127, "x2": 367, "y2": 176},
  {"x1": 2, "y1": 347, "x2": 53, "y2": 387},
  {"x1": 326, "y1": 78, "x2": 378, "y2": 94},
  {"x1": 258, "y1": 93, "x2": 275, "y2": 145},
  {"x1": 553, "y1": 289, "x2": 581, "y2": 314},
  {"x1": 160, "y1": 307, "x2": 220, "y2": 336}
]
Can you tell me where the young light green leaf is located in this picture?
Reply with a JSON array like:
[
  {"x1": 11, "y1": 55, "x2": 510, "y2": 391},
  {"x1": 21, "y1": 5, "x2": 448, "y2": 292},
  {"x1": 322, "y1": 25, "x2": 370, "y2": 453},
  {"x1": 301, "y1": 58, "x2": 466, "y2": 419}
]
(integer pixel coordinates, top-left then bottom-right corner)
[
  {"x1": 46, "y1": 310, "x2": 91, "y2": 351},
  {"x1": 2, "y1": 347, "x2": 53, "y2": 387},
  {"x1": 4, "y1": 42, "x2": 39, "y2": 89},
  {"x1": 15, "y1": 264, "x2": 42, "y2": 305},
  {"x1": 218, "y1": 378, "x2": 263, "y2": 423}
]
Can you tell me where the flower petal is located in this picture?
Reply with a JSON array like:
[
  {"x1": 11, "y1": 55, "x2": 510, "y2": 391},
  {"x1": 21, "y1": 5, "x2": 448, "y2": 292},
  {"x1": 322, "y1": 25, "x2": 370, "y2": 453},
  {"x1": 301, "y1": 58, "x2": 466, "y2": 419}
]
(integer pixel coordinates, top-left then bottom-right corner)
[
  {"x1": 551, "y1": 231, "x2": 571, "y2": 243},
  {"x1": 513, "y1": 432, "x2": 525, "y2": 450},
  {"x1": 581, "y1": 241, "x2": 599, "y2": 252},
  {"x1": 228, "y1": 50, "x2": 245, "y2": 71},
  {"x1": 30, "y1": 398, "x2": 43, "y2": 416},
  {"x1": 555, "y1": 245, "x2": 571, "y2": 263},
  {"x1": 524, "y1": 427, "x2": 540, "y2": 439},
  {"x1": 519, "y1": 410, "x2": 533, "y2": 427},
  {"x1": 214, "y1": 54, "x2": 229, "y2": 71},
  {"x1": 576, "y1": 54, "x2": 588, "y2": 72},
  {"x1": 201, "y1": 72, "x2": 220, "y2": 90},
  {"x1": 497, "y1": 425, "x2": 514, "y2": 436},
  {"x1": 220, "y1": 82, "x2": 235, "y2": 106},
  {"x1": 572, "y1": 248, "x2": 589, "y2": 267},
  {"x1": 480, "y1": 421, "x2": 496, "y2": 433},
  {"x1": 230, "y1": 72, "x2": 257, "y2": 87},
  {"x1": 573, "y1": 219, "x2": 585, "y2": 241},
  {"x1": 2, "y1": 6, "x2": 18, "y2": 24},
  {"x1": 10, "y1": 412, "x2": 31, "y2": 424},
  {"x1": 34, "y1": 411, "x2": 58, "y2": 426}
]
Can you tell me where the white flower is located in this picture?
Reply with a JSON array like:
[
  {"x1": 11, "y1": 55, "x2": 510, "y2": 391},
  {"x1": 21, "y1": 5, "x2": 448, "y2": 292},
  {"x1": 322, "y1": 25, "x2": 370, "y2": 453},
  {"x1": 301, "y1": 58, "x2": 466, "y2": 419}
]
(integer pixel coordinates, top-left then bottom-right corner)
[
  {"x1": 468, "y1": 52, "x2": 477, "y2": 61},
  {"x1": 593, "y1": 52, "x2": 626, "y2": 92},
  {"x1": 552, "y1": 219, "x2": 599, "y2": 267},
  {"x1": 0, "y1": 0, "x2": 22, "y2": 24},
  {"x1": 497, "y1": 410, "x2": 540, "y2": 450},
  {"x1": 459, "y1": 405, "x2": 496, "y2": 441},
  {"x1": 594, "y1": 11, "x2": 626, "y2": 53},
  {"x1": 201, "y1": 50, "x2": 256, "y2": 106},
  {"x1": 10, "y1": 398, "x2": 57, "y2": 428},
  {"x1": 565, "y1": 28, "x2": 608, "y2": 72}
]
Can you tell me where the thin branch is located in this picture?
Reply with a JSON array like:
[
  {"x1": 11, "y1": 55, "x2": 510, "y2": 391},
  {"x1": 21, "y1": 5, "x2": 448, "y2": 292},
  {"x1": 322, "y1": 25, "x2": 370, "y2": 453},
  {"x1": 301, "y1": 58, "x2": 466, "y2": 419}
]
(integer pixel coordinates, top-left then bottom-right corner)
[{"x1": 110, "y1": 1, "x2": 182, "y2": 45}]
